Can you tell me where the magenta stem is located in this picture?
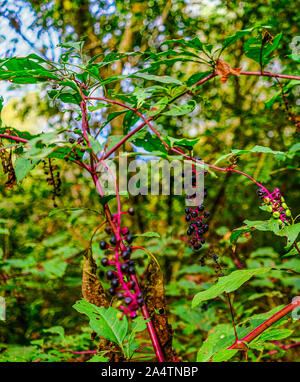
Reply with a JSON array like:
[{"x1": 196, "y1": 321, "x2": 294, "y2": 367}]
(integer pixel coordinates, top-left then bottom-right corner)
[
  {"x1": 228, "y1": 297, "x2": 300, "y2": 349},
  {"x1": 131, "y1": 274, "x2": 165, "y2": 362},
  {"x1": 0, "y1": 134, "x2": 28, "y2": 143},
  {"x1": 240, "y1": 71, "x2": 300, "y2": 80}
]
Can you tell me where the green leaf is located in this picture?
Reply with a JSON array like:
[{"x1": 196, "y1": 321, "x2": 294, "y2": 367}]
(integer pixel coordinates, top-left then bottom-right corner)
[
  {"x1": 245, "y1": 33, "x2": 282, "y2": 66},
  {"x1": 131, "y1": 131, "x2": 167, "y2": 154},
  {"x1": 134, "y1": 73, "x2": 183, "y2": 86},
  {"x1": 123, "y1": 110, "x2": 140, "y2": 134},
  {"x1": 230, "y1": 219, "x2": 282, "y2": 243},
  {"x1": 163, "y1": 36, "x2": 204, "y2": 51},
  {"x1": 88, "y1": 103, "x2": 108, "y2": 112},
  {"x1": 87, "y1": 354, "x2": 109, "y2": 362},
  {"x1": 3, "y1": 256, "x2": 36, "y2": 268},
  {"x1": 134, "y1": 232, "x2": 160, "y2": 238},
  {"x1": 258, "y1": 328, "x2": 293, "y2": 342},
  {"x1": 165, "y1": 135, "x2": 199, "y2": 150},
  {"x1": 58, "y1": 38, "x2": 86, "y2": 52},
  {"x1": 192, "y1": 268, "x2": 271, "y2": 307},
  {"x1": 212, "y1": 348, "x2": 238, "y2": 362},
  {"x1": 73, "y1": 299, "x2": 128, "y2": 351},
  {"x1": 186, "y1": 71, "x2": 212, "y2": 87},
  {"x1": 125, "y1": 316, "x2": 148, "y2": 358},
  {"x1": 48, "y1": 88, "x2": 81, "y2": 105},
  {"x1": 43, "y1": 258, "x2": 67, "y2": 278},
  {"x1": 14, "y1": 157, "x2": 39, "y2": 183},
  {"x1": 43, "y1": 326, "x2": 66, "y2": 344},
  {"x1": 87, "y1": 134, "x2": 102, "y2": 154},
  {"x1": 146, "y1": 97, "x2": 169, "y2": 117},
  {"x1": 278, "y1": 223, "x2": 300, "y2": 248},
  {"x1": 163, "y1": 100, "x2": 196, "y2": 116},
  {"x1": 221, "y1": 27, "x2": 260, "y2": 49},
  {"x1": 49, "y1": 208, "x2": 101, "y2": 217},
  {"x1": 196, "y1": 323, "x2": 233, "y2": 362},
  {"x1": 215, "y1": 145, "x2": 286, "y2": 164}
]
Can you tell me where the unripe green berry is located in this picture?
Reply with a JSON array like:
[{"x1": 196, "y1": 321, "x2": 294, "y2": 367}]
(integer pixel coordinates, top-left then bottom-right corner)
[
  {"x1": 116, "y1": 312, "x2": 123, "y2": 320},
  {"x1": 281, "y1": 196, "x2": 285, "y2": 202},
  {"x1": 267, "y1": 206, "x2": 273, "y2": 213},
  {"x1": 264, "y1": 197, "x2": 270, "y2": 204},
  {"x1": 273, "y1": 211, "x2": 280, "y2": 218},
  {"x1": 282, "y1": 203, "x2": 288, "y2": 209},
  {"x1": 285, "y1": 209, "x2": 291, "y2": 216}
]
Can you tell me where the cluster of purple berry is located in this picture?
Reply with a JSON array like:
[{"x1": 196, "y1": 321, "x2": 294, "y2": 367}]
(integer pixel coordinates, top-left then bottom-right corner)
[
  {"x1": 257, "y1": 187, "x2": 291, "y2": 225},
  {"x1": 99, "y1": 207, "x2": 144, "y2": 319},
  {"x1": 183, "y1": 158, "x2": 210, "y2": 251}
]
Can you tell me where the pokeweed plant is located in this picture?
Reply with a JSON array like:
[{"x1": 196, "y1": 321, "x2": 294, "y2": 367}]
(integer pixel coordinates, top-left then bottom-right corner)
[{"x1": 0, "y1": 27, "x2": 300, "y2": 362}]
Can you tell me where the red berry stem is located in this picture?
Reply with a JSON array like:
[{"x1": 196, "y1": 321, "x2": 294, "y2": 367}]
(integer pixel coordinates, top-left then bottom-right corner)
[{"x1": 228, "y1": 297, "x2": 300, "y2": 350}]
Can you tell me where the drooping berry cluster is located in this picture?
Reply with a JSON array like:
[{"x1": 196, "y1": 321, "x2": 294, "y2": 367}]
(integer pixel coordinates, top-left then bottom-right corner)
[
  {"x1": 183, "y1": 157, "x2": 210, "y2": 251},
  {"x1": 257, "y1": 187, "x2": 291, "y2": 225},
  {"x1": 42, "y1": 158, "x2": 61, "y2": 208},
  {"x1": 99, "y1": 207, "x2": 144, "y2": 319}
]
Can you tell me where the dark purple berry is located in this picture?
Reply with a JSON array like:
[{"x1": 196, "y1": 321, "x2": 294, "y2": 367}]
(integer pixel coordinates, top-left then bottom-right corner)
[
  {"x1": 128, "y1": 266, "x2": 135, "y2": 274},
  {"x1": 128, "y1": 207, "x2": 135, "y2": 216},
  {"x1": 117, "y1": 292, "x2": 123, "y2": 300},
  {"x1": 124, "y1": 296, "x2": 132, "y2": 305},
  {"x1": 198, "y1": 204, "x2": 204, "y2": 212},
  {"x1": 101, "y1": 257, "x2": 109, "y2": 266},
  {"x1": 185, "y1": 214, "x2": 191, "y2": 222},
  {"x1": 106, "y1": 270, "x2": 114, "y2": 280},
  {"x1": 137, "y1": 297, "x2": 144, "y2": 306},
  {"x1": 111, "y1": 278, "x2": 119, "y2": 288},
  {"x1": 121, "y1": 263, "x2": 129, "y2": 273},
  {"x1": 187, "y1": 229, "x2": 192, "y2": 236},
  {"x1": 100, "y1": 241, "x2": 107, "y2": 250},
  {"x1": 204, "y1": 211, "x2": 210, "y2": 218},
  {"x1": 126, "y1": 234, "x2": 133, "y2": 244},
  {"x1": 110, "y1": 236, "x2": 117, "y2": 245},
  {"x1": 185, "y1": 207, "x2": 190, "y2": 214},
  {"x1": 193, "y1": 243, "x2": 202, "y2": 250},
  {"x1": 108, "y1": 287, "x2": 115, "y2": 295},
  {"x1": 189, "y1": 223, "x2": 195, "y2": 231},
  {"x1": 122, "y1": 250, "x2": 131, "y2": 260},
  {"x1": 191, "y1": 210, "x2": 198, "y2": 218},
  {"x1": 105, "y1": 226, "x2": 111, "y2": 234}
]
